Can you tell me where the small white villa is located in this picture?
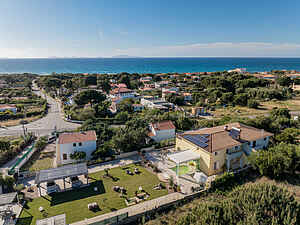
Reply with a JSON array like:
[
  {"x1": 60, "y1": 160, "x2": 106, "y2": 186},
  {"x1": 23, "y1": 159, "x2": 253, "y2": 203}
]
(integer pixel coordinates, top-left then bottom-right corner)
[
  {"x1": 148, "y1": 120, "x2": 176, "y2": 142},
  {"x1": 56, "y1": 130, "x2": 97, "y2": 165}
]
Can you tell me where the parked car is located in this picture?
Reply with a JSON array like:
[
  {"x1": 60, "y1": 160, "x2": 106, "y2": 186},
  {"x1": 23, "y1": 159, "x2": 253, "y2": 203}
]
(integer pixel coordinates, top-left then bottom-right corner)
[{"x1": 46, "y1": 181, "x2": 59, "y2": 194}]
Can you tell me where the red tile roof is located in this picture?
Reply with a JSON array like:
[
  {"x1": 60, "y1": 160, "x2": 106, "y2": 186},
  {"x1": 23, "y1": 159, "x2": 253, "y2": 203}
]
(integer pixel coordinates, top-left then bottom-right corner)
[
  {"x1": 110, "y1": 87, "x2": 133, "y2": 94},
  {"x1": 151, "y1": 120, "x2": 175, "y2": 131},
  {"x1": 179, "y1": 122, "x2": 273, "y2": 153},
  {"x1": 0, "y1": 104, "x2": 16, "y2": 109},
  {"x1": 58, "y1": 130, "x2": 97, "y2": 144}
]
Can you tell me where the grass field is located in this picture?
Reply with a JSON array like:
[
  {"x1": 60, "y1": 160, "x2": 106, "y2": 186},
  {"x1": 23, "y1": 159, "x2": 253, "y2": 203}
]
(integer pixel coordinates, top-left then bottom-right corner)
[{"x1": 17, "y1": 164, "x2": 168, "y2": 225}]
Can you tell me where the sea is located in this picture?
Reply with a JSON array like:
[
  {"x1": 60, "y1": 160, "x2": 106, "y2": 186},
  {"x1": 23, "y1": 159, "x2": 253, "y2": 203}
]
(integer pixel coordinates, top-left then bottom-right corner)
[{"x1": 0, "y1": 57, "x2": 300, "y2": 74}]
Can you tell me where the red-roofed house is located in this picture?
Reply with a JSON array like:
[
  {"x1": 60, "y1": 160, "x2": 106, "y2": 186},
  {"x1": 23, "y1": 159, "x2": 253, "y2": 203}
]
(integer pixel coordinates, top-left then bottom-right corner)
[
  {"x1": 56, "y1": 130, "x2": 97, "y2": 165},
  {"x1": 110, "y1": 87, "x2": 135, "y2": 99},
  {"x1": 148, "y1": 120, "x2": 176, "y2": 142}
]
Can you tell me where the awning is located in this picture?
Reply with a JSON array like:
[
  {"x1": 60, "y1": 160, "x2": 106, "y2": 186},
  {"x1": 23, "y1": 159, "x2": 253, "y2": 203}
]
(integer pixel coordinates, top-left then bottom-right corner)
[
  {"x1": 168, "y1": 150, "x2": 200, "y2": 164},
  {"x1": 35, "y1": 163, "x2": 88, "y2": 184}
]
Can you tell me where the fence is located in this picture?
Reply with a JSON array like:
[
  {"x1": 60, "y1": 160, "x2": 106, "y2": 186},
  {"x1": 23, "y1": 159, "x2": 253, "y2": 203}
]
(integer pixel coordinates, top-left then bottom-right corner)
[
  {"x1": 8, "y1": 143, "x2": 36, "y2": 175},
  {"x1": 88, "y1": 213, "x2": 128, "y2": 225}
]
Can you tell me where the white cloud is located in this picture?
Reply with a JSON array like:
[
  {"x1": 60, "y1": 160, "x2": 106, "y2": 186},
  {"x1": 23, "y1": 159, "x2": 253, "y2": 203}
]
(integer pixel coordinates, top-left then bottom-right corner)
[{"x1": 113, "y1": 42, "x2": 300, "y2": 57}]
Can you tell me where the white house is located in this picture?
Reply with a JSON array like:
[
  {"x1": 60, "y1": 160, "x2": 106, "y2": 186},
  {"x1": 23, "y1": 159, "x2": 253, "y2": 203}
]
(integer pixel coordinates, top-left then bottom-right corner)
[
  {"x1": 0, "y1": 105, "x2": 17, "y2": 114},
  {"x1": 109, "y1": 87, "x2": 136, "y2": 100},
  {"x1": 148, "y1": 120, "x2": 176, "y2": 142},
  {"x1": 141, "y1": 96, "x2": 174, "y2": 111},
  {"x1": 56, "y1": 130, "x2": 97, "y2": 165}
]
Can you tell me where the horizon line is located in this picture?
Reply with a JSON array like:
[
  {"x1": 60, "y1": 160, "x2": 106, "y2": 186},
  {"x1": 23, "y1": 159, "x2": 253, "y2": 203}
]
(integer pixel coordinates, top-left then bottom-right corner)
[{"x1": 1, "y1": 56, "x2": 300, "y2": 59}]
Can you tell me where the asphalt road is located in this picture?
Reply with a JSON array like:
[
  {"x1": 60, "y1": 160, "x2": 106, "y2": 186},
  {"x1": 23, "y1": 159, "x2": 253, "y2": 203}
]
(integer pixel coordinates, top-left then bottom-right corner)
[{"x1": 0, "y1": 85, "x2": 80, "y2": 137}]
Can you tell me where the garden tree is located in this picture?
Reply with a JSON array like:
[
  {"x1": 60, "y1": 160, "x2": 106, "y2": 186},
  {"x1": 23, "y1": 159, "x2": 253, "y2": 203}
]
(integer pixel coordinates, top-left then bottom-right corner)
[
  {"x1": 0, "y1": 140, "x2": 10, "y2": 152},
  {"x1": 40, "y1": 77, "x2": 62, "y2": 89},
  {"x1": 119, "y1": 74, "x2": 131, "y2": 88},
  {"x1": 220, "y1": 92, "x2": 233, "y2": 104},
  {"x1": 271, "y1": 107, "x2": 291, "y2": 120},
  {"x1": 233, "y1": 93, "x2": 248, "y2": 106},
  {"x1": 175, "y1": 116, "x2": 194, "y2": 131},
  {"x1": 74, "y1": 90, "x2": 106, "y2": 106},
  {"x1": 94, "y1": 101, "x2": 111, "y2": 118},
  {"x1": 35, "y1": 137, "x2": 47, "y2": 151},
  {"x1": 117, "y1": 98, "x2": 134, "y2": 113},
  {"x1": 276, "y1": 74, "x2": 293, "y2": 87},
  {"x1": 165, "y1": 93, "x2": 185, "y2": 106},
  {"x1": 98, "y1": 79, "x2": 111, "y2": 94},
  {"x1": 177, "y1": 183, "x2": 300, "y2": 225},
  {"x1": 248, "y1": 143, "x2": 300, "y2": 179},
  {"x1": 92, "y1": 141, "x2": 112, "y2": 159},
  {"x1": 84, "y1": 75, "x2": 97, "y2": 86},
  {"x1": 70, "y1": 151, "x2": 86, "y2": 161},
  {"x1": 247, "y1": 99, "x2": 259, "y2": 108},
  {"x1": 110, "y1": 125, "x2": 148, "y2": 153},
  {"x1": 274, "y1": 128, "x2": 300, "y2": 144},
  {"x1": 76, "y1": 108, "x2": 96, "y2": 121},
  {"x1": 115, "y1": 111, "x2": 129, "y2": 122},
  {"x1": 80, "y1": 120, "x2": 112, "y2": 145}
]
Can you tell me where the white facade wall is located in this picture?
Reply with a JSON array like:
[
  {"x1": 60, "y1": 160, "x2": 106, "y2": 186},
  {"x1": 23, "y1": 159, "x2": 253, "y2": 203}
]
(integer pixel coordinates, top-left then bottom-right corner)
[
  {"x1": 151, "y1": 128, "x2": 175, "y2": 142},
  {"x1": 57, "y1": 140, "x2": 96, "y2": 165}
]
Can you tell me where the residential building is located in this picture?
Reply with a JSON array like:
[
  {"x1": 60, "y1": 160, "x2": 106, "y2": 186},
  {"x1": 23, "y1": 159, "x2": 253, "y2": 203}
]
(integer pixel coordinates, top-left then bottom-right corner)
[
  {"x1": 176, "y1": 123, "x2": 273, "y2": 176},
  {"x1": 132, "y1": 104, "x2": 144, "y2": 112},
  {"x1": 0, "y1": 104, "x2": 17, "y2": 114},
  {"x1": 140, "y1": 76, "x2": 152, "y2": 83},
  {"x1": 182, "y1": 92, "x2": 192, "y2": 101},
  {"x1": 141, "y1": 96, "x2": 174, "y2": 111},
  {"x1": 148, "y1": 120, "x2": 176, "y2": 142},
  {"x1": 56, "y1": 131, "x2": 97, "y2": 165},
  {"x1": 154, "y1": 81, "x2": 169, "y2": 88},
  {"x1": 162, "y1": 86, "x2": 179, "y2": 94},
  {"x1": 109, "y1": 87, "x2": 136, "y2": 99}
]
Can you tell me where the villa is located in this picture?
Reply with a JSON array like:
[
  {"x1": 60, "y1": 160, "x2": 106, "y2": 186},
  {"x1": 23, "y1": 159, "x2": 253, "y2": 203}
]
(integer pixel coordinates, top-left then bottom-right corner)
[
  {"x1": 141, "y1": 96, "x2": 174, "y2": 111},
  {"x1": 109, "y1": 87, "x2": 136, "y2": 100},
  {"x1": 148, "y1": 120, "x2": 176, "y2": 142},
  {"x1": 175, "y1": 123, "x2": 273, "y2": 176},
  {"x1": 56, "y1": 131, "x2": 97, "y2": 165}
]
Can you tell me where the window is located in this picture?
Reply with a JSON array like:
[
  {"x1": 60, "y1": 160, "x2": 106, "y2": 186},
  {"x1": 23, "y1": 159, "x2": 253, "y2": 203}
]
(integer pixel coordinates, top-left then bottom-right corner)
[
  {"x1": 73, "y1": 143, "x2": 76, "y2": 147},
  {"x1": 63, "y1": 154, "x2": 67, "y2": 160},
  {"x1": 214, "y1": 152, "x2": 218, "y2": 156},
  {"x1": 79, "y1": 142, "x2": 82, "y2": 146},
  {"x1": 264, "y1": 137, "x2": 267, "y2": 141},
  {"x1": 213, "y1": 161, "x2": 219, "y2": 170},
  {"x1": 253, "y1": 141, "x2": 256, "y2": 148},
  {"x1": 235, "y1": 146, "x2": 239, "y2": 150}
]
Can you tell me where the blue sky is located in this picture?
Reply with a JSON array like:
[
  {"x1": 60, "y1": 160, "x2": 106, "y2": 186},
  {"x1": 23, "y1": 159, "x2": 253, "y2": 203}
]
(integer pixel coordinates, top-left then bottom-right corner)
[{"x1": 0, "y1": 0, "x2": 300, "y2": 57}]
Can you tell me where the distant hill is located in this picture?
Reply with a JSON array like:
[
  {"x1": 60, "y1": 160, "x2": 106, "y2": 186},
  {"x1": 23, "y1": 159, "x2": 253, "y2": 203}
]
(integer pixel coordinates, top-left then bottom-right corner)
[{"x1": 111, "y1": 55, "x2": 141, "y2": 58}]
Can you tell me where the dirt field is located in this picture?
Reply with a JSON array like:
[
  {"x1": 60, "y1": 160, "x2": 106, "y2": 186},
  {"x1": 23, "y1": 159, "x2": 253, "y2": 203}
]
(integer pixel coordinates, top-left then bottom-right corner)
[{"x1": 21, "y1": 143, "x2": 56, "y2": 171}]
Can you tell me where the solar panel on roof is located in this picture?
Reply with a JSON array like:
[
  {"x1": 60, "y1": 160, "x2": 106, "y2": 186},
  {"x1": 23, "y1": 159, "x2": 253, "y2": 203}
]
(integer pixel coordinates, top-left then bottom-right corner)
[{"x1": 184, "y1": 135, "x2": 209, "y2": 149}]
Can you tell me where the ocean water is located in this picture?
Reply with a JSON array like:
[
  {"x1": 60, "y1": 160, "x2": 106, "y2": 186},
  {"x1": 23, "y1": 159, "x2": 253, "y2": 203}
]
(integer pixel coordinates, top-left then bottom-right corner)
[{"x1": 0, "y1": 57, "x2": 300, "y2": 74}]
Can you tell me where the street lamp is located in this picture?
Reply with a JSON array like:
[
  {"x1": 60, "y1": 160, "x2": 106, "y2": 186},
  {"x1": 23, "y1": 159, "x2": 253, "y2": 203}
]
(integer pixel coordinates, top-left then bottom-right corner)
[{"x1": 20, "y1": 120, "x2": 28, "y2": 136}]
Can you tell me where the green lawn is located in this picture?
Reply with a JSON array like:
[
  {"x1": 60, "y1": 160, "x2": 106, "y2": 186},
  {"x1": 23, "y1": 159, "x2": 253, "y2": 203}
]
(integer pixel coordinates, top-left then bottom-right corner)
[
  {"x1": 171, "y1": 165, "x2": 190, "y2": 176},
  {"x1": 17, "y1": 164, "x2": 168, "y2": 225}
]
